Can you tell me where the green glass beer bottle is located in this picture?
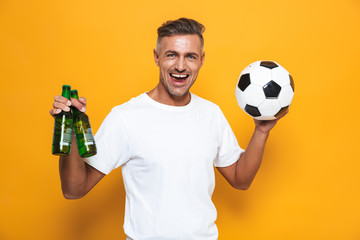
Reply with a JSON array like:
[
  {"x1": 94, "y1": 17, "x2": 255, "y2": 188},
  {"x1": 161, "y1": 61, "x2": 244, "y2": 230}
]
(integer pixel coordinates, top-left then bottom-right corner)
[
  {"x1": 52, "y1": 85, "x2": 73, "y2": 155},
  {"x1": 70, "y1": 90, "x2": 97, "y2": 158}
]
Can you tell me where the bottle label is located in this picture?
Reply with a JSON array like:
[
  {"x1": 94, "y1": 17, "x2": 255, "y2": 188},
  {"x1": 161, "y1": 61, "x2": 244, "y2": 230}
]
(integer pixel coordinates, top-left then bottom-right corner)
[
  {"x1": 53, "y1": 116, "x2": 72, "y2": 146},
  {"x1": 61, "y1": 128, "x2": 72, "y2": 145},
  {"x1": 84, "y1": 128, "x2": 95, "y2": 145}
]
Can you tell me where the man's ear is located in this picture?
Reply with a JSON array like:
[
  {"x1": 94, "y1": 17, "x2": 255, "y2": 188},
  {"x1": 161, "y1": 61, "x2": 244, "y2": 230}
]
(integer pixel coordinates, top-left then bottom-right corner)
[
  {"x1": 153, "y1": 49, "x2": 159, "y2": 66},
  {"x1": 200, "y1": 52, "x2": 205, "y2": 67}
]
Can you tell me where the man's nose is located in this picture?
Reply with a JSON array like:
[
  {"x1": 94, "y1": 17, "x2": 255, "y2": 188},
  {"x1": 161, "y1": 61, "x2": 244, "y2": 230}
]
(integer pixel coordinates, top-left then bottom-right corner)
[{"x1": 175, "y1": 57, "x2": 186, "y2": 72}]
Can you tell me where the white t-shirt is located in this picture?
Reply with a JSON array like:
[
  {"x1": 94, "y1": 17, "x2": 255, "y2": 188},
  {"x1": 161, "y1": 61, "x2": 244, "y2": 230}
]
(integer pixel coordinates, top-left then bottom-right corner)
[{"x1": 85, "y1": 93, "x2": 244, "y2": 240}]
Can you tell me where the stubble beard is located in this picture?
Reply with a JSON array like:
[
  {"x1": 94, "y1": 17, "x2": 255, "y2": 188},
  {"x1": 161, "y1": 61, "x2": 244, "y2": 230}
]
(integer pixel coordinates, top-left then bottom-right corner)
[{"x1": 160, "y1": 75, "x2": 193, "y2": 98}]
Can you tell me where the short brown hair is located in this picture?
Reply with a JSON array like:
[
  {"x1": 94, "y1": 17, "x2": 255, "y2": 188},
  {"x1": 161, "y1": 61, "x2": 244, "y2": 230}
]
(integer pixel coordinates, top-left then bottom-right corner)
[{"x1": 156, "y1": 18, "x2": 205, "y2": 50}]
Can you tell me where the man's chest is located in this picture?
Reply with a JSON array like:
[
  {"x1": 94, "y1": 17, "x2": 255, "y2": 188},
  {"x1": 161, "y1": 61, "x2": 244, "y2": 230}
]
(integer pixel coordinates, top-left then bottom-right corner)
[{"x1": 125, "y1": 111, "x2": 220, "y2": 172}]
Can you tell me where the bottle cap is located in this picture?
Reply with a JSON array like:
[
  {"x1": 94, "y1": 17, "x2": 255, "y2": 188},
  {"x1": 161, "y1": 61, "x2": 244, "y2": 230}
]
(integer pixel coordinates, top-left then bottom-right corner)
[
  {"x1": 70, "y1": 89, "x2": 79, "y2": 99},
  {"x1": 62, "y1": 85, "x2": 71, "y2": 99}
]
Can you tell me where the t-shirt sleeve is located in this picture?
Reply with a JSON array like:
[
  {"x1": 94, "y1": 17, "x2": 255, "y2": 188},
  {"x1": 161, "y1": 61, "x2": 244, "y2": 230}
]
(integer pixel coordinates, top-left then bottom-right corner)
[
  {"x1": 213, "y1": 107, "x2": 244, "y2": 167},
  {"x1": 84, "y1": 108, "x2": 130, "y2": 174}
]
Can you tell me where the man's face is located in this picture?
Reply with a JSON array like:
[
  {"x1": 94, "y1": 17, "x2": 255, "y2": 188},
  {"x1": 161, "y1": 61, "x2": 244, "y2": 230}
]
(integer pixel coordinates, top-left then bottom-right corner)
[{"x1": 154, "y1": 34, "x2": 205, "y2": 98}]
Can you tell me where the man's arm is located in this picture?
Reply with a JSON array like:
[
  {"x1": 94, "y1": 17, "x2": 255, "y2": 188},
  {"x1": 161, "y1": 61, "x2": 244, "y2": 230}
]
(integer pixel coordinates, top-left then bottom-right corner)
[
  {"x1": 217, "y1": 114, "x2": 286, "y2": 190},
  {"x1": 59, "y1": 134, "x2": 105, "y2": 199},
  {"x1": 51, "y1": 95, "x2": 105, "y2": 199}
]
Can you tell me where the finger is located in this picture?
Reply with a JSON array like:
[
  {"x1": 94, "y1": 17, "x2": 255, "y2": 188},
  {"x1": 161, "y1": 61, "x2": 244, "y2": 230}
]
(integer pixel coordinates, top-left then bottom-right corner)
[
  {"x1": 277, "y1": 109, "x2": 290, "y2": 120},
  {"x1": 54, "y1": 95, "x2": 72, "y2": 106},
  {"x1": 53, "y1": 101, "x2": 71, "y2": 112},
  {"x1": 71, "y1": 98, "x2": 86, "y2": 112},
  {"x1": 49, "y1": 108, "x2": 62, "y2": 117},
  {"x1": 78, "y1": 97, "x2": 87, "y2": 109},
  {"x1": 78, "y1": 97, "x2": 87, "y2": 106}
]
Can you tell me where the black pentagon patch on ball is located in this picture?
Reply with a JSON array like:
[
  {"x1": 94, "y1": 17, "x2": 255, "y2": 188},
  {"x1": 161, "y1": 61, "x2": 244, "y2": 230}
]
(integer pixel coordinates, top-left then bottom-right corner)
[
  {"x1": 238, "y1": 73, "x2": 251, "y2": 91},
  {"x1": 289, "y1": 75, "x2": 295, "y2": 91},
  {"x1": 245, "y1": 104, "x2": 261, "y2": 117},
  {"x1": 263, "y1": 80, "x2": 281, "y2": 98},
  {"x1": 260, "y1": 61, "x2": 278, "y2": 69},
  {"x1": 275, "y1": 106, "x2": 289, "y2": 118}
]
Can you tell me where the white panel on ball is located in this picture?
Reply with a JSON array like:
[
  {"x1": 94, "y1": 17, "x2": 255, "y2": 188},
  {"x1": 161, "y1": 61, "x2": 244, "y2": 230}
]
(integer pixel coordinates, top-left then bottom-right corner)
[
  {"x1": 249, "y1": 66, "x2": 272, "y2": 87},
  {"x1": 244, "y1": 84, "x2": 265, "y2": 107},
  {"x1": 258, "y1": 99, "x2": 281, "y2": 117},
  {"x1": 251, "y1": 61, "x2": 262, "y2": 66},
  {"x1": 235, "y1": 88, "x2": 246, "y2": 109},
  {"x1": 240, "y1": 65, "x2": 252, "y2": 75},
  {"x1": 271, "y1": 66, "x2": 291, "y2": 87},
  {"x1": 277, "y1": 85, "x2": 294, "y2": 107}
]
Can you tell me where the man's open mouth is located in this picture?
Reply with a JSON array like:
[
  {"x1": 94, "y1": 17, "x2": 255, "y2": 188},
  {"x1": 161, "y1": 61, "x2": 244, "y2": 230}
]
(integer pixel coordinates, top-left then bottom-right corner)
[{"x1": 170, "y1": 73, "x2": 189, "y2": 81}]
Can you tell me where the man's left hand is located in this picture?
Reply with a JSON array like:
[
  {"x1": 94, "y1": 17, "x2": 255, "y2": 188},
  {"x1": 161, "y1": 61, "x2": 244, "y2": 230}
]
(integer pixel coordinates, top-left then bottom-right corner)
[{"x1": 254, "y1": 109, "x2": 289, "y2": 134}]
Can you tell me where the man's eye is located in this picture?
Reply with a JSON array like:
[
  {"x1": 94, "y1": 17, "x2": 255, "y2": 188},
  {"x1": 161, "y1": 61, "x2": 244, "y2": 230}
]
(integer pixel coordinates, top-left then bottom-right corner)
[
  {"x1": 167, "y1": 54, "x2": 175, "y2": 57},
  {"x1": 188, "y1": 55, "x2": 196, "y2": 60}
]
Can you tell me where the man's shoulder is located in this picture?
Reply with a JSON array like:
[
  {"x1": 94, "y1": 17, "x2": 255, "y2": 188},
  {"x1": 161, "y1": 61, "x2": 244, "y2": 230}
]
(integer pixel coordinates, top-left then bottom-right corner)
[
  {"x1": 191, "y1": 93, "x2": 221, "y2": 112},
  {"x1": 111, "y1": 93, "x2": 147, "y2": 112}
]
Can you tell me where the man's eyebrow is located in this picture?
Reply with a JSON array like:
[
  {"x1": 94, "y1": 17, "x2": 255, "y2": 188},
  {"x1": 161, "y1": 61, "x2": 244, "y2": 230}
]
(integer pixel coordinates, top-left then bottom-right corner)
[
  {"x1": 164, "y1": 50, "x2": 178, "y2": 55},
  {"x1": 186, "y1": 52, "x2": 199, "y2": 57},
  {"x1": 163, "y1": 50, "x2": 199, "y2": 57}
]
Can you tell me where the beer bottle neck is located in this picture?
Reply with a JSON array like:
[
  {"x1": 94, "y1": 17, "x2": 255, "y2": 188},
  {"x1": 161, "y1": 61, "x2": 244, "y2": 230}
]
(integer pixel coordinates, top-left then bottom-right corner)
[
  {"x1": 70, "y1": 89, "x2": 81, "y2": 114},
  {"x1": 62, "y1": 85, "x2": 71, "y2": 100},
  {"x1": 70, "y1": 89, "x2": 79, "y2": 100}
]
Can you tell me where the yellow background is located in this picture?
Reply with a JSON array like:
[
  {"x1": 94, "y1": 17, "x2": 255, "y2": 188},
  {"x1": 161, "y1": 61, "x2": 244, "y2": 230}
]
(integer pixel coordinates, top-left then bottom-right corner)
[{"x1": 1, "y1": 0, "x2": 359, "y2": 239}]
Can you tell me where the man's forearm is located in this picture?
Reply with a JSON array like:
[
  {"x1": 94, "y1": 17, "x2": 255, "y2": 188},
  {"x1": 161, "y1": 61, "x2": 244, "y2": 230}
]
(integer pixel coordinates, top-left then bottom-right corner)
[
  {"x1": 234, "y1": 127, "x2": 269, "y2": 189},
  {"x1": 59, "y1": 134, "x2": 88, "y2": 199}
]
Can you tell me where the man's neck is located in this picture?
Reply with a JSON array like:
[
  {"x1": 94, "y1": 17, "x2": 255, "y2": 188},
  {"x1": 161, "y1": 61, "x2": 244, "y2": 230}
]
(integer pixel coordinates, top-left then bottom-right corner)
[{"x1": 147, "y1": 85, "x2": 191, "y2": 106}]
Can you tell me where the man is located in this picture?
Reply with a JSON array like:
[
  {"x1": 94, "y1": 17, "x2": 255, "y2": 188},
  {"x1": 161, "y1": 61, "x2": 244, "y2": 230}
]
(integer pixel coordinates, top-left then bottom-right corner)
[{"x1": 50, "y1": 18, "x2": 285, "y2": 239}]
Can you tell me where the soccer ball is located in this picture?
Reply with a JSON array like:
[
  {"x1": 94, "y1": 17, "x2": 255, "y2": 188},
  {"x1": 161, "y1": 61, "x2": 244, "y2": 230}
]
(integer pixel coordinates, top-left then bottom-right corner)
[{"x1": 235, "y1": 60, "x2": 294, "y2": 120}]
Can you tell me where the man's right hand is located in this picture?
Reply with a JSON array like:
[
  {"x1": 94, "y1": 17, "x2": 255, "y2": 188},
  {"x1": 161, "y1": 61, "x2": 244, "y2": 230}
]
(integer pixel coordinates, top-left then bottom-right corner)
[
  {"x1": 49, "y1": 95, "x2": 87, "y2": 117},
  {"x1": 50, "y1": 94, "x2": 105, "y2": 199}
]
